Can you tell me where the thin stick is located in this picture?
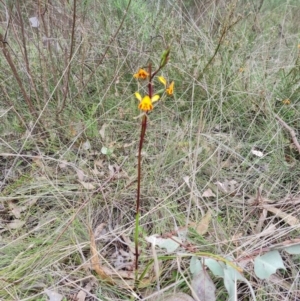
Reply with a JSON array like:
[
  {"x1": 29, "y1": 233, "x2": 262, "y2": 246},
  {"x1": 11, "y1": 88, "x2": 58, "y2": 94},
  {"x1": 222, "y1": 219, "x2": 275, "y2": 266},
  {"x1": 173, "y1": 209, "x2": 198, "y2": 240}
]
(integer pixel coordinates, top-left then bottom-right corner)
[{"x1": 275, "y1": 114, "x2": 300, "y2": 154}]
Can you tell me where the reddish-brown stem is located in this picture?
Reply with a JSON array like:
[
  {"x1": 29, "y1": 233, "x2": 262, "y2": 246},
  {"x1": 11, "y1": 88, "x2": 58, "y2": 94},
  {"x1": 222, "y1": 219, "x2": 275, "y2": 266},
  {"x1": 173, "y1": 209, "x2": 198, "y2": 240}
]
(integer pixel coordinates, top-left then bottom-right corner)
[
  {"x1": 135, "y1": 63, "x2": 152, "y2": 280},
  {"x1": 148, "y1": 63, "x2": 153, "y2": 98},
  {"x1": 135, "y1": 114, "x2": 147, "y2": 272},
  {"x1": 136, "y1": 114, "x2": 147, "y2": 217}
]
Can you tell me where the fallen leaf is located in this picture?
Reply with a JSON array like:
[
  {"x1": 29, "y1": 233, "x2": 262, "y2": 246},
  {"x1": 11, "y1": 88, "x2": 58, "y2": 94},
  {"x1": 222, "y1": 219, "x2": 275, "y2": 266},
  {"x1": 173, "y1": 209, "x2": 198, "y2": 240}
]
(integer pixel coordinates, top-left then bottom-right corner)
[
  {"x1": 99, "y1": 124, "x2": 108, "y2": 139},
  {"x1": 284, "y1": 244, "x2": 300, "y2": 255},
  {"x1": 7, "y1": 220, "x2": 25, "y2": 229},
  {"x1": 79, "y1": 181, "x2": 95, "y2": 190},
  {"x1": 8, "y1": 198, "x2": 38, "y2": 219},
  {"x1": 145, "y1": 235, "x2": 181, "y2": 253},
  {"x1": 263, "y1": 205, "x2": 299, "y2": 226},
  {"x1": 191, "y1": 269, "x2": 216, "y2": 301},
  {"x1": 44, "y1": 289, "x2": 63, "y2": 301},
  {"x1": 251, "y1": 149, "x2": 264, "y2": 157},
  {"x1": 196, "y1": 211, "x2": 212, "y2": 235},
  {"x1": 202, "y1": 188, "x2": 216, "y2": 198},
  {"x1": 94, "y1": 160, "x2": 103, "y2": 168},
  {"x1": 89, "y1": 226, "x2": 114, "y2": 284},
  {"x1": 93, "y1": 223, "x2": 107, "y2": 240},
  {"x1": 58, "y1": 160, "x2": 68, "y2": 169},
  {"x1": 92, "y1": 166, "x2": 102, "y2": 176},
  {"x1": 183, "y1": 176, "x2": 190, "y2": 186},
  {"x1": 215, "y1": 179, "x2": 238, "y2": 194},
  {"x1": 29, "y1": 16, "x2": 39, "y2": 28},
  {"x1": 82, "y1": 140, "x2": 91, "y2": 150},
  {"x1": 254, "y1": 250, "x2": 286, "y2": 280},
  {"x1": 76, "y1": 282, "x2": 93, "y2": 301},
  {"x1": 76, "y1": 290, "x2": 86, "y2": 301},
  {"x1": 255, "y1": 208, "x2": 268, "y2": 234},
  {"x1": 77, "y1": 169, "x2": 85, "y2": 181},
  {"x1": 123, "y1": 141, "x2": 136, "y2": 148}
]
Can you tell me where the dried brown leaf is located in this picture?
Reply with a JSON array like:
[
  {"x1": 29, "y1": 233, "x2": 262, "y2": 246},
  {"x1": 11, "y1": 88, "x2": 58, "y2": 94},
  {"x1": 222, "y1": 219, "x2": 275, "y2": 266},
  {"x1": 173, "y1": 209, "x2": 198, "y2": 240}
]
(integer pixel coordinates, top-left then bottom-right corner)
[
  {"x1": 89, "y1": 227, "x2": 114, "y2": 284},
  {"x1": 7, "y1": 220, "x2": 25, "y2": 229},
  {"x1": 44, "y1": 289, "x2": 63, "y2": 301},
  {"x1": 202, "y1": 188, "x2": 216, "y2": 198},
  {"x1": 99, "y1": 124, "x2": 108, "y2": 140},
  {"x1": 263, "y1": 205, "x2": 299, "y2": 226},
  {"x1": 79, "y1": 181, "x2": 95, "y2": 190},
  {"x1": 77, "y1": 169, "x2": 85, "y2": 181},
  {"x1": 196, "y1": 211, "x2": 212, "y2": 235},
  {"x1": 76, "y1": 281, "x2": 93, "y2": 301},
  {"x1": 93, "y1": 223, "x2": 107, "y2": 239}
]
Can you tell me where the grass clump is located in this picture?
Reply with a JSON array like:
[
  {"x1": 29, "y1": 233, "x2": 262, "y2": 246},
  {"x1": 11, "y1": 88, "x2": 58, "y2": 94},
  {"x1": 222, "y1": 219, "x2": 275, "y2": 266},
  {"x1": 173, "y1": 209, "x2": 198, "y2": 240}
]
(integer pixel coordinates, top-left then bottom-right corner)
[{"x1": 0, "y1": 0, "x2": 300, "y2": 300}]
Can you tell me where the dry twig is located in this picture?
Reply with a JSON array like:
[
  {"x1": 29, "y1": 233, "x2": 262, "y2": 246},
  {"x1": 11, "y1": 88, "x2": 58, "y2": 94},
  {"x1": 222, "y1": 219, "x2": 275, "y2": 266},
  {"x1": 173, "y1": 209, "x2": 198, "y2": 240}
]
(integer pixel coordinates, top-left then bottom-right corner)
[{"x1": 275, "y1": 114, "x2": 300, "y2": 154}]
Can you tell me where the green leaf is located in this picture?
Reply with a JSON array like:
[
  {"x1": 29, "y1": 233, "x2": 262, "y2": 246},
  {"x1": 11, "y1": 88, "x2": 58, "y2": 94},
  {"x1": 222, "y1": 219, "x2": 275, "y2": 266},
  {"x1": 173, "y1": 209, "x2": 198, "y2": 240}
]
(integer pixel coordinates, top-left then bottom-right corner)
[
  {"x1": 224, "y1": 265, "x2": 256, "y2": 301},
  {"x1": 159, "y1": 47, "x2": 170, "y2": 68},
  {"x1": 145, "y1": 235, "x2": 181, "y2": 253},
  {"x1": 205, "y1": 258, "x2": 225, "y2": 277},
  {"x1": 254, "y1": 250, "x2": 286, "y2": 280},
  {"x1": 190, "y1": 256, "x2": 202, "y2": 275},
  {"x1": 284, "y1": 244, "x2": 300, "y2": 254}
]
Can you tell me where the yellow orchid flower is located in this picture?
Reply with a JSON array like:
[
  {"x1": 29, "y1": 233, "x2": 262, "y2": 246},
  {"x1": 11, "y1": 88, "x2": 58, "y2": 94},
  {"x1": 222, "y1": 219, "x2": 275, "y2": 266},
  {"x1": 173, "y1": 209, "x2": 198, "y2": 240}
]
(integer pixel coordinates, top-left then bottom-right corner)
[
  {"x1": 158, "y1": 76, "x2": 167, "y2": 86},
  {"x1": 135, "y1": 92, "x2": 160, "y2": 112},
  {"x1": 282, "y1": 98, "x2": 291, "y2": 105},
  {"x1": 158, "y1": 76, "x2": 174, "y2": 96},
  {"x1": 133, "y1": 69, "x2": 149, "y2": 80},
  {"x1": 166, "y1": 81, "x2": 174, "y2": 96}
]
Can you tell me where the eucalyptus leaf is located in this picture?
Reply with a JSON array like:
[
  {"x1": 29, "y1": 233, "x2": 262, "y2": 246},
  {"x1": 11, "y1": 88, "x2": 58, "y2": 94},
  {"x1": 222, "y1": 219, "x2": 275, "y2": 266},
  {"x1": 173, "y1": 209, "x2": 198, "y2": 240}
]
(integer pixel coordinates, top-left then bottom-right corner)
[
  {"x1": 254, "y1": 250, "x2": 286, "y2": 280},
  {"x1": 190, "y1": 256, "x2": 202, "y2": 275},
  {"x1": 145, "y1": 235, "x2": 181, "y2": 253},
  {"x1": 191, "y1": 269, "x2": 216, "y2": 301},
  {"x1": 205, "y1": 258, "x2": 225, "y2": 277},
  {"x1": 284, "y1": 244, "x2": 300, "y2": 255},
  {"x1": 223, "y1": 265, "x2": 256, "y2": 301}
]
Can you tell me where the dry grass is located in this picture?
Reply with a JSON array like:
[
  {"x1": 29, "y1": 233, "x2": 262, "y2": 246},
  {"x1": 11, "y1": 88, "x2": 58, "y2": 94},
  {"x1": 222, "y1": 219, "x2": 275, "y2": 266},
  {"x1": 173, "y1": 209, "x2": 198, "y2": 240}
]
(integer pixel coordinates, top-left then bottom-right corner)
[{"x1": 1, "y1": 0, "x2": 300, "y2": 300}]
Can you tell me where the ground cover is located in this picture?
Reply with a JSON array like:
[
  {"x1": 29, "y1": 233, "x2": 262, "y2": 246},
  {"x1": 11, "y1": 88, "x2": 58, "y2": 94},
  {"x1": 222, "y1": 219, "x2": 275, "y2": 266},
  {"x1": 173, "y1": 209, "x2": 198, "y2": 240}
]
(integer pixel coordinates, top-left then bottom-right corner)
[{"x1": 0, "y1": 0, "x2": 300, "y2": 300}]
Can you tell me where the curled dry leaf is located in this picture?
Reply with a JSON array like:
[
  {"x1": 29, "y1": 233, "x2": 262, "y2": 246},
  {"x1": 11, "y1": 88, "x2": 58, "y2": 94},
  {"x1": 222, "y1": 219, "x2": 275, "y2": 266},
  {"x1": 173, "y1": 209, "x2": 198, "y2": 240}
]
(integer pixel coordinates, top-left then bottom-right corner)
[
  {"x1": 215, "y1": 179, "x2": 238, "y2": 194},
  {"x1": 76, "y1": 281, "x2": 93, "y2": 301},
  {"x1": 79, "y1": 181, "x2": 95, "y2": 190},
  {"x1": 7, "y1": 220, "x2": 25, "y2": 229},
  {"x1": 99, "y1": 123, "x2": 108, "y2": 139},
  {"x1": 77, "y1": 169, "x2": 85, "y2": 181},
  {"x1": 89, "y1": 227, "x2": 114, "y2": 284},
  {"x1": 196, "y1": 210, "x2": 212, "y2": 235},
  {"x1": 263, "y1": 205, "x2": 299, "y2": 226},
  {"x1": 58, "y1": 160, "x2": 68, "y2": 169},
  {"x1": 202, "y1": 188, "x2": 216, "y2": 198},
  {"x1": 8, "y1": 198, "x2": 38, "y2": 219},
  {"x1": 93, "y1": 223, "x2": 107, "y2": 240},
  {"x1": 44, "y1": 289, "x2": 63, "y2": 301},
  {"x1": 82, "y1": 140, "x2": 91, "y2": 150}
]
